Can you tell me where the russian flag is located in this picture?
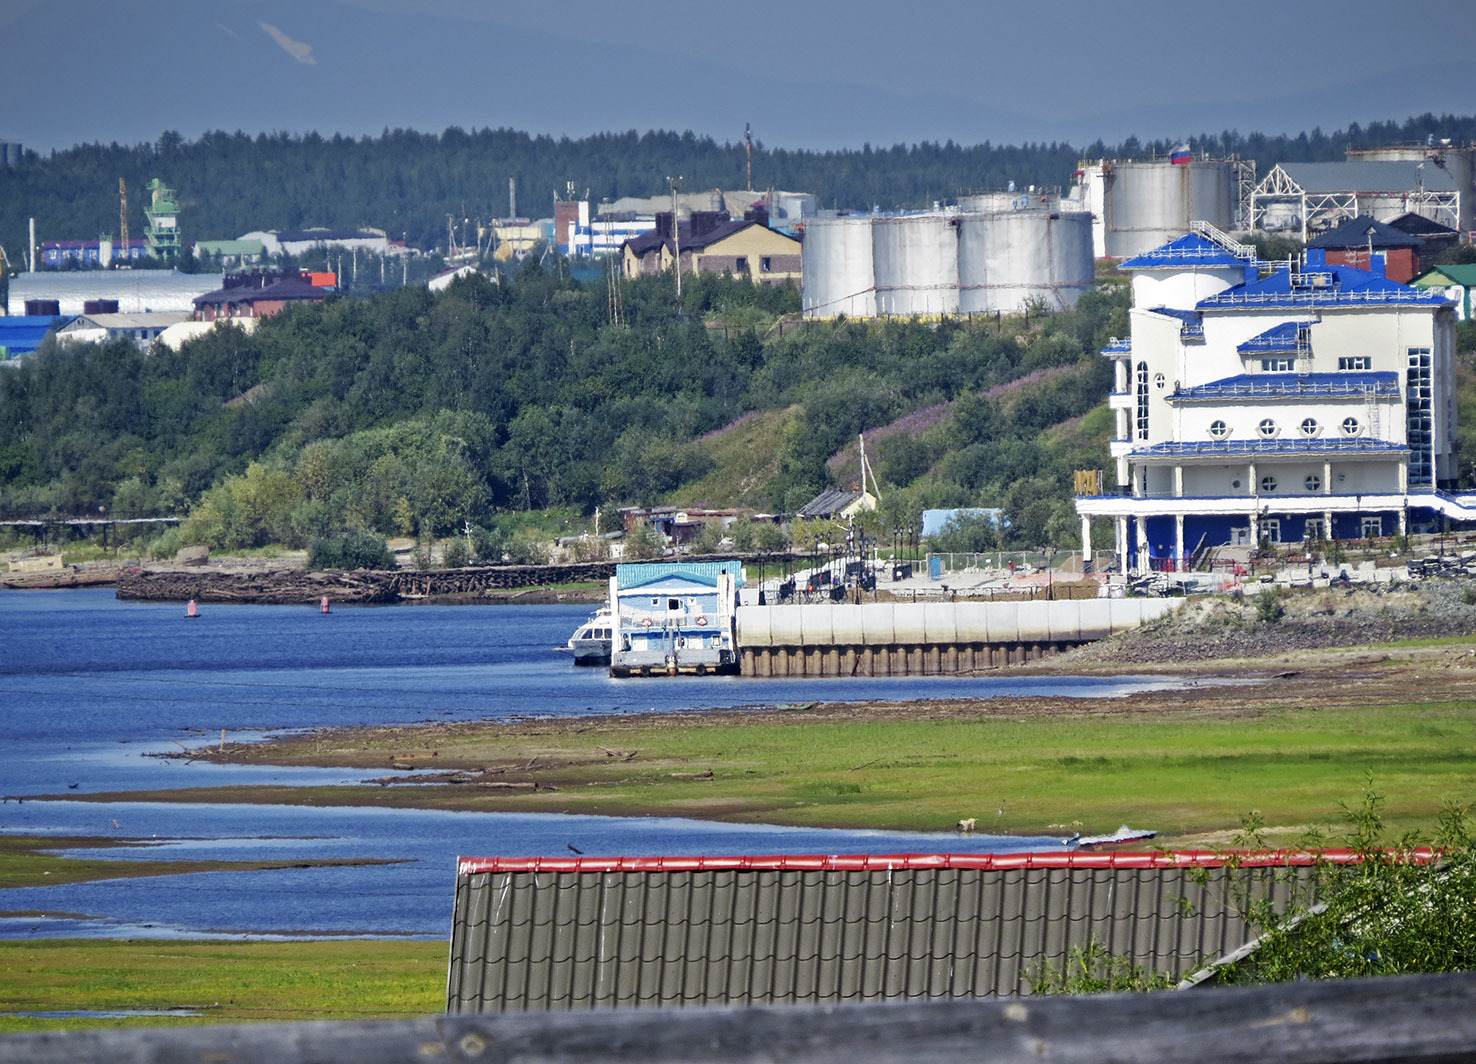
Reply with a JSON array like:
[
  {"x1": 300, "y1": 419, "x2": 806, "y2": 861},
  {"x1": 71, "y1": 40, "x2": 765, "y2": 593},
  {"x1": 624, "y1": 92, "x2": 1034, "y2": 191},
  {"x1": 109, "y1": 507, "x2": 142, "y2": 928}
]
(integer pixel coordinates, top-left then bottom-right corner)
[{"x1": 1170, "y1": 144, "x2": 1192, "y2": 165}]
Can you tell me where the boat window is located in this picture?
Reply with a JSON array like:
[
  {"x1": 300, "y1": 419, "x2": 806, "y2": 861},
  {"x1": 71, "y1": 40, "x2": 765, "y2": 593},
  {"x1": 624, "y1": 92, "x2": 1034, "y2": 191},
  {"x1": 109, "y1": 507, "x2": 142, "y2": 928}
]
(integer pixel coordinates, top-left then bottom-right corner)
[{"x1": 668, "y1": 598, "x2": 681, "y2": 611}]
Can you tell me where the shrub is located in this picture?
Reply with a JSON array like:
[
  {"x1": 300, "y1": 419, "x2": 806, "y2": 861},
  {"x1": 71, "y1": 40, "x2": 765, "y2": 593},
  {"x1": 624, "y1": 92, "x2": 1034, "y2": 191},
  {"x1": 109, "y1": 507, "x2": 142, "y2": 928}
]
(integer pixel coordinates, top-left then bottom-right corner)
[
  {"x1": 1255, "y1": 587, "x2": 1285, "y2": 624},
  {"x1": 308, "y1": 530, "x2": 395, "y2": 571},
  {"x1": 442, "y1": 535, "x2": 471, "y2": 569}
]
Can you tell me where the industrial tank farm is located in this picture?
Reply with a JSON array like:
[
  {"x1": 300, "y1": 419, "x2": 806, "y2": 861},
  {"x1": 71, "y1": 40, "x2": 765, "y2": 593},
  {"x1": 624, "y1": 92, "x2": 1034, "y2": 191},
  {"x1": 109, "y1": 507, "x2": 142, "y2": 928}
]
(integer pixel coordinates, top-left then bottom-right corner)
[
  {"x1": 801, "y1": 197, "x2": 1094, "y2": 320},
  {"x1": 1075, "y1": 158, "x2": 1237, "y2": 259}
]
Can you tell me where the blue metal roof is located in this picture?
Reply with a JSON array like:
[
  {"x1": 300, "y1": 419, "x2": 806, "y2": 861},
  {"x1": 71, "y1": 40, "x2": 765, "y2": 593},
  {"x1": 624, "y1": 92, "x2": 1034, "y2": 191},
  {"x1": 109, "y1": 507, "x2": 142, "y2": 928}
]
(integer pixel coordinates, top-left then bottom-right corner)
[
  {"x1": 1132, "y1": 438, "x2": 1407, "y2": 459},
  {"x1": 615, "y1": 561, "x2": 745, "y2": 590},
  {"x1": 0, "y1": 315, "x2": 66, "y2": 358},
  {"x1": 1236, "y1": 321, "x2": 1304, "y2": 354},
  {"x1": 1119, "y1": 233, "x2": 1253, "y2": 269},
  {"x1": 1101, "y1": 337, "x2": 1132, "y2": 356},
  {"x1": 1170, "y1": 372, "x2": 1400, "y2": 402},
  {"x1": 1197, "y1": 263, "x2": 1449, "y2": 310}
]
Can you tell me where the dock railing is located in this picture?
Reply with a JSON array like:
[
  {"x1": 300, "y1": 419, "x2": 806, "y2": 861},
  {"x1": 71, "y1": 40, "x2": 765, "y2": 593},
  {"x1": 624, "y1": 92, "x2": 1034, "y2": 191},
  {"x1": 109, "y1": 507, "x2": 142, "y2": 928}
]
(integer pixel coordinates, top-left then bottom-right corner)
[{"x1": 2, "y1": 970, "x2": 1474, "y2": 1063}]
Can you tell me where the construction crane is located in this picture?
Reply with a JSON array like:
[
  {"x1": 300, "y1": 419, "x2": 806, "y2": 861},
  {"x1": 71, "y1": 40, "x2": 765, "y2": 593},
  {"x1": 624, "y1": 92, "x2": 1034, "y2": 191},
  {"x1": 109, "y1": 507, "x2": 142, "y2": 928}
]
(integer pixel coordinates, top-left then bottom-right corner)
[{"x1": 118, "y1": 178, "x2": 129, "y2": 260}]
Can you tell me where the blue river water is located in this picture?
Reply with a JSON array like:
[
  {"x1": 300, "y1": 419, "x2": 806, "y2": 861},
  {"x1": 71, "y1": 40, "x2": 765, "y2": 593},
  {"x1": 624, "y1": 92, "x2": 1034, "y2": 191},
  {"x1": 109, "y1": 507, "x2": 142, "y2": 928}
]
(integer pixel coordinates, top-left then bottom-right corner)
[{"x1": 0, "y1": 588, "x2": 1180, "y2": 940}]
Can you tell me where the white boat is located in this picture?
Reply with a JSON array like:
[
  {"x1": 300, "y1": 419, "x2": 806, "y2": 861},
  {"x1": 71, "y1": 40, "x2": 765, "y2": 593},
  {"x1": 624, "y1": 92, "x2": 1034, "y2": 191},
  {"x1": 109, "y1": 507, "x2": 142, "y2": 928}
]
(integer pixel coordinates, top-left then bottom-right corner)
[
  {"x1": 1066, "y1": 825, "x2": 1158, "y2": 848},
  {"x1": 561, "y1": 607, "x2": 614, "y2": 666}
]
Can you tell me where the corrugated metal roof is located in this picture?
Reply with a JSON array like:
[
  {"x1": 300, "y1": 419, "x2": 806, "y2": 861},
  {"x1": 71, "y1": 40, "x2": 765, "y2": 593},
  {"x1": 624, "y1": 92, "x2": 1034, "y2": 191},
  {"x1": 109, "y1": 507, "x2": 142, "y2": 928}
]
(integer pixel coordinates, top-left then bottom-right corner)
[
  {"x1": 1415, "y1": 263, "x2": 1476, "y2": 287},
  {"x1": 1307, "y1": 216, "x2": 1420, "y2": 249},
  {"x1": 0, "y1": 315, "x2": 65, "y2": 356},
  {"x1": 1279, "y1": 161, "x2": 1458, "y2": 193},
  {"x1": 1119, "y1": 233, "x2": 1251, "y2": 269},
  {"x1": 1171, "y1": 372, "x2": 1399, "y2": 401},
  {"x1": 447, "y1": 849, "x2": 1404, "y2": 1009},
  {"x1": 6, "y1": 271, "x2": 224, "y2": 316},
  {"x1": 1235, "y1": 321, "x2": 1303, "y2": 353},
  {"x1": 615, "y1": 560, "x2": 744, "y2": 590},
  {"x1": 1134, "y1": 438, "x2": 1407, "y2": 458}
]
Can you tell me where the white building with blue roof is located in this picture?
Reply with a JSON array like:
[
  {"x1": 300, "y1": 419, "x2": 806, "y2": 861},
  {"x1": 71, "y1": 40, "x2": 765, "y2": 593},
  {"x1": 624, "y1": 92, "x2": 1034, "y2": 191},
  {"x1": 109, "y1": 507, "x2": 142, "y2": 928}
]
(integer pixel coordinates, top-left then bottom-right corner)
[{"x1": 1076, "y1": 224, "x2": 1470, "y2": 573}]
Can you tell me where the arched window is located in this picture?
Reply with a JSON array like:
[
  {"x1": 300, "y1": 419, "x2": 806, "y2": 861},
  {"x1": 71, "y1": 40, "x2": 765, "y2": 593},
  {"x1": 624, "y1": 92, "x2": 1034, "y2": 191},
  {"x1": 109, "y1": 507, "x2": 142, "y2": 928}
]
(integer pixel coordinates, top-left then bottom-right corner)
[{"x1": 1135, "y1": 362, "x2": 1149, "y2": 440}]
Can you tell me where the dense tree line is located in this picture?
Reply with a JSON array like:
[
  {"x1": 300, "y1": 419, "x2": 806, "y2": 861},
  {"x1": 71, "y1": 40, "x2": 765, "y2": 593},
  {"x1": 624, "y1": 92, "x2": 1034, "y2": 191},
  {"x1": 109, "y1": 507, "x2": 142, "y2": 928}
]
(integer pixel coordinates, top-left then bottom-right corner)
[
  {"x1": 0, "y1": 263, "x2": 1125, "y2": 552},
  {"x1": 4, "y1": 114, "x2": 1475, "y2": 261}
]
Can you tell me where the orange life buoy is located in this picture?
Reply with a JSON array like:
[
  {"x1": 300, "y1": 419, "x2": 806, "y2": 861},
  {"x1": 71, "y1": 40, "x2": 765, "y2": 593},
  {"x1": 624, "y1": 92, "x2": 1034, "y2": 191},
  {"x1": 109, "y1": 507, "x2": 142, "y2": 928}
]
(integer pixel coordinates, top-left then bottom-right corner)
[
  {"x1": 696, "y1": 615, "x2": 708, "y2": 626},
  {"x1": 641, "y1": 617, "x2": 653, "y2": 627}
]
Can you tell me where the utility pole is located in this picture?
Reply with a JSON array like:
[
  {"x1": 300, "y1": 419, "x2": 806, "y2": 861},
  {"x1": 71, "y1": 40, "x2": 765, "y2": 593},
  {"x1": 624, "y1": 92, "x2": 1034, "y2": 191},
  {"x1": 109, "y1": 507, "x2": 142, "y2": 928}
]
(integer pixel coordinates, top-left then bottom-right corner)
[
  {"x1": 118, "y1": 179, "x2": 129, "y2": 263},
  {"x1": 668, "y1": 175, "x2": 682, "y2": 301},
  {"x1": 745, "y1": 123, "x2": 752, "y2": 191}
]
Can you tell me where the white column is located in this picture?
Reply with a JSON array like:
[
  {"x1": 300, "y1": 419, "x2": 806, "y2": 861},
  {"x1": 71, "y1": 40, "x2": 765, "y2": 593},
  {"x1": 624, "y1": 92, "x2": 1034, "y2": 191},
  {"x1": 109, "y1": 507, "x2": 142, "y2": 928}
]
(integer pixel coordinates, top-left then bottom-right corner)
[
  {"x1": 1117, "y1": 516, "x2": 1129, "y2": 574},
  {"x1": 1173, "y1": 465, "x2": 1184, "y2": 498},
  {"x1": 1323, "y1": 460, "x2": 1332, "y2": 495},
  {"x1": 1134, "y1": 516, "x2": 1148, "y2": 573},
  {"x1": 1080, "y1": 515, "x2": 1092, "y2": 569},
  {"x1": 1175, "y1": 514, "x2": 1185, "y2": 571}
]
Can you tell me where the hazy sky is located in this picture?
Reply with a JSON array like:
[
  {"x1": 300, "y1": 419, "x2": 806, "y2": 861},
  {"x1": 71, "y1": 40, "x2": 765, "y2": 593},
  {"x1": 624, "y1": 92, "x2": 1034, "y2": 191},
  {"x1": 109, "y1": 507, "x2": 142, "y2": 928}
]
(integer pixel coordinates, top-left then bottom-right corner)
[{"x1": 3, "y1": 0, "x2": 1473, "y2": 154}]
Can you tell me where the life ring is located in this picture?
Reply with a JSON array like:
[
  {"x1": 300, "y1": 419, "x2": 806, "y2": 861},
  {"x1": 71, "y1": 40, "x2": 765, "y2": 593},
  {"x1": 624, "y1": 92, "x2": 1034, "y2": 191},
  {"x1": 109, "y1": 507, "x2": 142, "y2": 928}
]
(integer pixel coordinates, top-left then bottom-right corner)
[
  {"x1": 696, "y1": 615, "x2": 708, "y2": 626},
  {"x1": 641, "y1": 617, "x2": 653, "y2": 627}
]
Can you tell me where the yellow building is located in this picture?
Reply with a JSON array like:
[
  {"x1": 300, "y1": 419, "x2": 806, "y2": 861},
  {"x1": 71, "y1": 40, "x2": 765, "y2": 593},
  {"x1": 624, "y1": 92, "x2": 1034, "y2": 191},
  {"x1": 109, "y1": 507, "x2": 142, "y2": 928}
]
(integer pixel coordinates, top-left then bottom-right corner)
[{"x1": 622, "y1": 210, "x2": 801, "y2": 286}]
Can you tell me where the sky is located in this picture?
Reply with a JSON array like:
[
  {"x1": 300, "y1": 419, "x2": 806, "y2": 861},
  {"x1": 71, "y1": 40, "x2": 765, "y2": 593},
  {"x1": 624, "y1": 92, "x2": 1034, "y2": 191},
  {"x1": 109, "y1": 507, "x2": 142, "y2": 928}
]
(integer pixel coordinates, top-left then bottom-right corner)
[{"x1": 2, "y1": 0, "x2": 1474, "y2": 156}]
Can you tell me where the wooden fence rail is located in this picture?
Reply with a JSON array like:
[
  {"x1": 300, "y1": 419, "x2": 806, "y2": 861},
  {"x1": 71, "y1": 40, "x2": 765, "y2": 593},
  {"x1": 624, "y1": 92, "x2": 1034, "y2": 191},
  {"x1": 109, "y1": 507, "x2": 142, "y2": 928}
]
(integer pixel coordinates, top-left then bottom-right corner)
[{"x1": 3, "y1": 970, "x2": 1473, "y2": 1063}]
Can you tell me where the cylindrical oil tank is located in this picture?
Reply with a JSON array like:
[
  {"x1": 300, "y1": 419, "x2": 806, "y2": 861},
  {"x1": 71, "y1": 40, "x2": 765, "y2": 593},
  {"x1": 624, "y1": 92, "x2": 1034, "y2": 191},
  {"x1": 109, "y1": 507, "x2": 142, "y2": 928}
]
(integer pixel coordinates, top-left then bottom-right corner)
[
  {"x1": 871, "y1": 214, "x2": 959, "y2": 316},
  {"x1": 801, "y1": 215, "x2": 876, "y2": 318},
  {"x1": 957, "y1": 209, "x2": 1095, "y2": 314},
  {"x1": 1349, "y1": 146, "x2": 1474, "y2": 234},
  {"x1": 1102, "y1": 160, "x2": 1235, "y2": 259},
  {"x1": 958, "y1": 192, "x2": 1054, "y2": 213}
]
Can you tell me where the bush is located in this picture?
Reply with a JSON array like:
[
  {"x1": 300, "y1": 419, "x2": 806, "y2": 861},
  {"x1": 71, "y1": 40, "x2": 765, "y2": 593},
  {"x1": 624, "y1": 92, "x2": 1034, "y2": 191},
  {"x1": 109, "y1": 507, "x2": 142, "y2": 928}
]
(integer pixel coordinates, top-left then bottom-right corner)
[
  {"x1": 1255, "y1": 587, "x2": 1285, "y2": 624},
  {"x1": 308, "y1": 530, "x2": 395, "y2": 571},
  {"x1": 442, "y1": 535, "x2": 471, "y2": 568}
]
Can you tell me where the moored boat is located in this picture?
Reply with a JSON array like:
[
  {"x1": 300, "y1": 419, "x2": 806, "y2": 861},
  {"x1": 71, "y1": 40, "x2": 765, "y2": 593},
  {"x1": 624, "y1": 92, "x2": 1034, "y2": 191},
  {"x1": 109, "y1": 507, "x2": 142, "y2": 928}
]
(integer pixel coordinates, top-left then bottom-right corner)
[{"x1": 561, "y1": 606, "x2": 614, "y2": 665}]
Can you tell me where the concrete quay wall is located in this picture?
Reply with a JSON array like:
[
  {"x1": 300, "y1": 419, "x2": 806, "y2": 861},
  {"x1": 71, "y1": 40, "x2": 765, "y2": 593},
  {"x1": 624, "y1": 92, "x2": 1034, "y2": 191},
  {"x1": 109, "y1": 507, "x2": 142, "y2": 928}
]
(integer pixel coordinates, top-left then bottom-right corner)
[{"x1": 735, "y1": 599, "x2": 1184, "y2": 677}]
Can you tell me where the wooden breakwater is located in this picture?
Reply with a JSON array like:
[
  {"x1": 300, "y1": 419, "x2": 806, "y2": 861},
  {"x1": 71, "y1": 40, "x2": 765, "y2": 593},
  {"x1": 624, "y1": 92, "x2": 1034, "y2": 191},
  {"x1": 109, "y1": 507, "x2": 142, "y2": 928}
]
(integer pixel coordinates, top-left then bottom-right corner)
[{"x1": 114, "y1": 561, "x2": 621, "y2": 605}]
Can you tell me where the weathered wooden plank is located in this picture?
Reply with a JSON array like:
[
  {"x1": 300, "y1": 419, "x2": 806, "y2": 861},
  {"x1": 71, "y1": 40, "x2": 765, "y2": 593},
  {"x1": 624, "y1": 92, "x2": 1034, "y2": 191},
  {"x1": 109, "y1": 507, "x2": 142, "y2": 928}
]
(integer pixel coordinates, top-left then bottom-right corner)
[{"x1": 2, "y1": 971, "x2": 1474, "y2": 1064}]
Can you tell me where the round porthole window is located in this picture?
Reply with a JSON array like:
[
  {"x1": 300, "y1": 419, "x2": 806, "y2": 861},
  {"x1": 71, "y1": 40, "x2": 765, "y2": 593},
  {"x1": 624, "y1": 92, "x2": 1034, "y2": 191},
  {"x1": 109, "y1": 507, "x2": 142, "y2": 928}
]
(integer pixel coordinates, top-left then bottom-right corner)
[
  {"x1": 1230, "y1": 478, "x2": 1242, "y2": 490},
  {"x1": 1300, "y1": 417, "x2": 1319, "y2": 437},
  {"x1": 1154, "y1": 372, "x2": 1166, "y2": 389},
  {"x1": 1260, "y1": 475, "x2": 1278, "y2": 493},
  {"x1": 1209, "y1": 419, "x2": 1229, "y2": 439},
  {"x1": 1305, "y1": 474, "x2": 1321, "y2": 492},
  {"x1": 1341, "y1": 416, "x2": 1361, "y2": 436},
  {"x1": 1258, "y1": 418, "x2": 1278, "y2": 438}
]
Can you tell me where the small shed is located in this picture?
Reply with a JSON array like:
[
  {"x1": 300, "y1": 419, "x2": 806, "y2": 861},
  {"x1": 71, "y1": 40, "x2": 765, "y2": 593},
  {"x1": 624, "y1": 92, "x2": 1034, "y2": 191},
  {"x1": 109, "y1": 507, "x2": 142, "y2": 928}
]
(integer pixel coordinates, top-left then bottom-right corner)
[{"x1": 1412, "y1": 262, "x2": 1476, "y2": 320}]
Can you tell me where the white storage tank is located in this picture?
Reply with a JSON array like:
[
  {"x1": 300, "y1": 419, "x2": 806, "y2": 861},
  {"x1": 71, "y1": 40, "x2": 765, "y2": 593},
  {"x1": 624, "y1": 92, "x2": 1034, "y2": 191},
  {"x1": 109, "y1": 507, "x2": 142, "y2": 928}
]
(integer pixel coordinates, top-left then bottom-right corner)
[
  {"x1": 801, "y1": 215, "x2": 876, "y2": 318},
  {"x1": 1090, "y1": 159, "x2": 1236, "y2": 259},
  {"x1": 872, "y1": 213, "x2": 959, "y2": 316},
  {"x1": 957, "y1": 209, "x2": 1095, "y2": 314}
]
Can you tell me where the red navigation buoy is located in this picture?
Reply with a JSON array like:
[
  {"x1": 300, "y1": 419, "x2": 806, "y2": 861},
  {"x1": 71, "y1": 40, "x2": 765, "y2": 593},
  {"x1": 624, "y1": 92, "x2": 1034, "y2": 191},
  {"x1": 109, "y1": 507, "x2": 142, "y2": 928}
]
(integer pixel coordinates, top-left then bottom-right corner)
[
  {"x1": 321, "y1": 595, "x2": 331, "y2": 614},
  {"x1": 186, "y1": 599, "x2": 199, "y2": 619}
]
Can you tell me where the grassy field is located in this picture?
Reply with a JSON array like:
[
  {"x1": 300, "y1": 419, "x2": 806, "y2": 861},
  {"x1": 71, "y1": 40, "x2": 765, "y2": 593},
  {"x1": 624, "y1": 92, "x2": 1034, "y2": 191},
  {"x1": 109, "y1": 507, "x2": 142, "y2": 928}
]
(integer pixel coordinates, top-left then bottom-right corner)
[
  {"x1": 0, "y1": 939, "x2": 445, "y2": 1033},
  {"x1": 71, "y1": 692, "x2": 1476, "y2": 846}
]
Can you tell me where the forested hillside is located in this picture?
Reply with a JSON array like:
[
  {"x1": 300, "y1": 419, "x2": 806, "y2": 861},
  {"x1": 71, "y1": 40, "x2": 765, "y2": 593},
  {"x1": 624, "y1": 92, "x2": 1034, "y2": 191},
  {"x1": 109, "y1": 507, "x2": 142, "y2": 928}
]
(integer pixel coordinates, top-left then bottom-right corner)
[
  {"x1": 0, "y1": 265, "x2": 1125, "y2": 554},
  {"x1": 4, "y1": 114, "x2": 1476, "y2": 258}
]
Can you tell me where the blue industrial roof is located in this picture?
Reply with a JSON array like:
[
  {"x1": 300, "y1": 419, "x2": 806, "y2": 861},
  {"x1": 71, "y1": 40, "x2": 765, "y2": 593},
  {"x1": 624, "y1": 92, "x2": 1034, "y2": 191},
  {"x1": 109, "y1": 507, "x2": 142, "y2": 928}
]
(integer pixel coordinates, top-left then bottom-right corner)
[
  {"x1": 1119, "y1": 233, "x2": 1253, "y2": 270},
  {"x1": 0, "y1": 315, "x2": 66, "y2": 358},
  {"x1": 1132, "y1": 437, "x2": 1407, "y2": 459},
  {"x1": 1148, "y1": 306, "x2": 1205, "y2": 338},
  {"x1": 1197, "y1": 262, "x2": 1449, "y2": 310},
  {"x1": 615, "y1": 560, "x2": 745, "y2": 590},
  {"x1": 1169, "y1": 372, "x2": 1400, "y2": 402},
  {"x1": 1236, "y1": 321, "x2": 1304, "y2": 354}
]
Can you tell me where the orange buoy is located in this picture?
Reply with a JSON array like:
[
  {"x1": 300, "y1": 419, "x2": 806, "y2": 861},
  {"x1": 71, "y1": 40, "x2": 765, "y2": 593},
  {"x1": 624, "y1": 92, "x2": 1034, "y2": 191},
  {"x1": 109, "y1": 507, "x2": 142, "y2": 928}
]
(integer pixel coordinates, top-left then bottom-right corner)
[
  {"x1": 186, "y1": 599, "x2": 199, "y2": 619},
  {"x1": 320, "y1": 595, "x2": 331, "y2": 614}
]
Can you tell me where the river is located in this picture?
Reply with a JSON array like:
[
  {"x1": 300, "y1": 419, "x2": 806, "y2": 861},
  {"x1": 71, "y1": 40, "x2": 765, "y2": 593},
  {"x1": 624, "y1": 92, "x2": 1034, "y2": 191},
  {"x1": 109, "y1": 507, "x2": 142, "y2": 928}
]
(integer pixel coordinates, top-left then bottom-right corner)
[{"x1": 0, "y1": 588, "x2": 1181, "y2": 940}]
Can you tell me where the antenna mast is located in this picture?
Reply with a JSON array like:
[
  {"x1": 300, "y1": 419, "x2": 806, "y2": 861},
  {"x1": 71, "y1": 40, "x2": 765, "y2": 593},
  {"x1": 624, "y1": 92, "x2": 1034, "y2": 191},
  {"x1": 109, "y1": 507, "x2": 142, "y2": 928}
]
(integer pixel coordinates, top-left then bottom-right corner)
[{"x1": 859, "y1": 434, "x2": 880, "y2": 503}]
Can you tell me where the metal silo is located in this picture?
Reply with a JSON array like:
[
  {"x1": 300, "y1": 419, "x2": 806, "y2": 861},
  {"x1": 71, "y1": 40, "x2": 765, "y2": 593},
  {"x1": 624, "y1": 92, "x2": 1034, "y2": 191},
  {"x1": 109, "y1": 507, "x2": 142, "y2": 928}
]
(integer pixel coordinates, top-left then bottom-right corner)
[
  {"x1": 957, "y1": 209, "x2": 1095, "y2": 314},
  {"x1": 872, "y1": 213, "x2": 959, "y2": 316},
  {"x1": 1101, "y1": 160, "x2": 1235, "y2": 259},
  {"x1": 801, "y1": 214, "x2": 876, "y2": 318}
]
